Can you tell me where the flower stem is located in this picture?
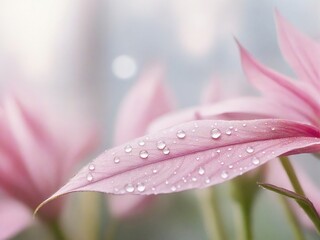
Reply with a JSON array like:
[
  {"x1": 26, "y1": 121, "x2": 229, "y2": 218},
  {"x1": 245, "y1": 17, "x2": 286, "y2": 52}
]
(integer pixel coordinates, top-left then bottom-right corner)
[
  {"x1": 48, "y1": 219, "x2": 67, "y2": 240},
  {"x1": 279, "y1": 196, "x2": 306, "y2": 240},
  {"x1": 279, "y1": 156, "x2": 320, "y2": 234},
  {"x1": 197, "y1": 188, "x2": 228, "y2": 240},
  {"x1": 279, "y1": 157, "x2": 305, "y2": 195},
  {"x1": 234, "y1": 202, "x2": 253, "y2": 240}
]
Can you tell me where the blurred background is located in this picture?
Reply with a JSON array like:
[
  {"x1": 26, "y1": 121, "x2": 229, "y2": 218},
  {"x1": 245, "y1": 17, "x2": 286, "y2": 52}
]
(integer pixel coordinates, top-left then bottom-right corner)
[{"x1": 1, "y1": 0, "x2": 320, "y2": 239}]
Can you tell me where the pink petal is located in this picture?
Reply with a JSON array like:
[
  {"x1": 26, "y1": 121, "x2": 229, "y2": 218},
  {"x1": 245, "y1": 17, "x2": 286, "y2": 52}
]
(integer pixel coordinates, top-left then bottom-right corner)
[
  {"x1": 110, "y1": 63, "x2": 175, "y2": 218},
  {"x1": 200, "y1": 77, "x2": 223, "y2": 104},
  {"x1": 37, "y1": 119, "x2": 320, "y2": 209},
  {"x1": 266, "y1": 160, "x2": 320, "y2": 230},
  {"x1": 114, "y1": 63, "x2": 176, "y2": 144},
  {"x1": 238, "y1": 42, "x2": 320, "y2": 125},
  {"x1": 0, "y1": 194, "x2": 32, "y2": 240},
  {"x1": 275, "y1": 11, "x2": 320, "y2": 91},
  {"x1": 149, "y1": 97, "x2": 296, "y2": 132}
]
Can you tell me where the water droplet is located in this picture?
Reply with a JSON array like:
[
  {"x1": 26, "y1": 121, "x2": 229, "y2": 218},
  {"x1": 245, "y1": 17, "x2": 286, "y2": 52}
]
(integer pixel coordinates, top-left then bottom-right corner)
[
  {"x1": 114, "y1": 157, "x2": 120, "y2": 164},
  {"x1": 137, "y1": 183, "x2": 146, "y2": 192},
  {"x1": 192, "y1": 177, "x2": 197, "y2": 182},
  {"x1": 216, "y1": 149, "x2": 221, "y2": 153},
  {"x1": 194, "y1": 123, "x2": 199, "y2": 128},
  {"x1": 211, "y1": 128, "x2": 222, "y2": 139},
  {"x1": 139, "y1": 150, "x2": 149, "y2": 159},
  {"x1": 228, "y1": 147, "x2": 232, "y2": 151},
  {"x1": 271, "y1": 127, "x2": 276, "y2": 131},
  {"x1": 152, "y1": 169, "x2": 158, "y2": 174},
  {"x1": 198, "y1": 167, "x2": 205, "y2": 175},
  {"x1": 225, "y1": 129, "x2": 232, "y2": 135},
  {"x1": 228, "y1": 165, "x2": 233, "y2": 169},
  {"x1": 205, "y1": 178, "x2": 211, "y2": 184},
  {"x1": 88, "y1": 164, "x2": 95, "y2": 171},
  {"x1": 242, "y1": 123, "x2": 247, "y2": 127},
  {"x1": 165, "y1": 180, "x2": 169, "y2": 185},
  {"x1": 173, "y1": 171, "x2": 177, "y2": 175},
  {"x1": 192, "y1": 129, "x2": 196, "y2": 133},
  {"x1": 220, "y1": 161, "x2": 224, "y2": 165},
  {"x1": 182, "y1": 177, "x2": 187, "y2": 183},
  {"x1": 163, "y1": 147, "x2": 170, "y2": 155},
  {"x1": 196, "y1": 157, "x2": 200, "y2": 161},
  {"x1": 252, "y1": 157, "x2": 260, "y2": 165},
  {"x1": 86, "y1": 173, "x2": 93, "y2": 182},
  {"x1": 246, "y1": 146, "x2": 254, "y2": 153},
  {"x1": 229, "y1": 126, "x2": 234, "y2": 129},
  {"x1": 176, "y1": 130, "x2": 186, "y2": 139},
  {"x1": 124, "y1": 145, "x2": 133, "y2": 153},
  {"x1": 157, "y1": 140, "x2": 166, "y2": 150},
  {"x1": 125, "y1": 184, "x2": 135, "y2": 193},
  {"x1": 171, "y1": 186, "x2": 177, "y2": 192},
  {"x1": 138, "y1": 140, "x2": 145, "y2": 146},
  {"x1": 221, "y1": 171, "x2": 229, "y2": 179},
  {"x1": 151, "y1": 187, "x2": 156, "y2": 191}
]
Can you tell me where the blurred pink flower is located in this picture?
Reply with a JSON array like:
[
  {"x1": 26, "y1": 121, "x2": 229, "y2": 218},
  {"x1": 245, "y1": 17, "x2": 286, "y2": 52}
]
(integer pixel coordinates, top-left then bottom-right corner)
[
  {"x1": 37, "y1": 12, "x2": 320, "y2": 225},
  {"x1": 0, "y1": 91, "x2": 98, "y2": 239},
  {"x1": 108, "y1": 63, "x2": 175, "y2": 218}
]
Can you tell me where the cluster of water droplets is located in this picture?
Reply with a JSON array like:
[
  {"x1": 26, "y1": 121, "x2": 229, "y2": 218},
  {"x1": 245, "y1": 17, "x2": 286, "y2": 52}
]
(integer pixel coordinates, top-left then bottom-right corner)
[{"x1": 84, "y1": 121, "x2": 270, "y2": 195}]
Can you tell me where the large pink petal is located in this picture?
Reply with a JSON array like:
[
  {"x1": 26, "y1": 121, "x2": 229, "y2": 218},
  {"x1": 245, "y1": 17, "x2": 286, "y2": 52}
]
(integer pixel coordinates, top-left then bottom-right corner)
[
  {"x1": 110, "y1": 63, "x2": 175, "y2": 218},
  {"x1": 0, "y1": 194, "x2": 32, "y2": 240},
  {"x1": 238, "y1": 43, "x2": 320, "y2": 125},
  {"x1": 275, "y1": 11, "x2": 320, "y2": 91},
  {"x1": 37, "y1": 119, "x2": 320, "y2": 210}
]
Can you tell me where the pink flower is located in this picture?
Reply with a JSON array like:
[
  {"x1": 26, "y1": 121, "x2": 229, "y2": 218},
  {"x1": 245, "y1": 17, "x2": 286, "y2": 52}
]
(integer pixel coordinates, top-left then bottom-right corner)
[
  {"x1": 37, "y1": 12, "x2": 320, "y2": 214},
  {"x1": 0, "y1": 92, "x2": 97, "y2": 239},
  {"x1": 108, "y1": 64, "x2": 175, "y2": 218}
]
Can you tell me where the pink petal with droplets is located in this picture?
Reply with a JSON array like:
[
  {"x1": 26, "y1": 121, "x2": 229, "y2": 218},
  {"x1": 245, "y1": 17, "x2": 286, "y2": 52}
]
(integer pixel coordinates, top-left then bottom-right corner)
[
  {"x1": 238, "y1": 42, "x2": 320, "y2": 126},
  {"x1": 109, "y1": 63, "x2": 175, "y2": 218},
  {"x1": 0, "y1": 194, "x2": 32, "y2": 240},
  {"x1": 36, "y1": 119, "x2": 320, "y2": 211},
  {"x1": 275, "y1": 11, "x2": 320, "y2": 91}
]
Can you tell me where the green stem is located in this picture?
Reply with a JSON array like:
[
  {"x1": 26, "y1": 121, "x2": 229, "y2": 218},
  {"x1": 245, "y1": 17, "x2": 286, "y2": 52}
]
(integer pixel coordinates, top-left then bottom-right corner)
[
  {"x1": 234, "y1": 201, "x2": 253, "y2": 240},
  {"x1": 105, "y1": 219, "x2": 117, "y2": 240},
  {"x1": 197, "y1": 189, "x2": 228, "y2": 240},
  {"x1": 280, "y1": 157, "x2": 305, "y2": 196},
  {"x1": 48, "y1": 220, "x2": 67, "y2": 240},
  {"x1": 279, "y1": 196, "x2": 306, "y2": 240},
  {"x1": 279, "y1": 156, "x2": 320, "y2": 234}
]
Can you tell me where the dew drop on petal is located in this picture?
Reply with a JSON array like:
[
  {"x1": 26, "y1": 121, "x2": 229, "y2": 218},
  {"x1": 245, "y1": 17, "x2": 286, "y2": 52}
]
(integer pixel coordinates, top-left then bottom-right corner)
[
  {"x1": 152, "y1": 169, "x2": 158, "y2": 174},
  {"x1": 246, "y1": 146, "x2": 254, "y2": 153},
  {"x1": 114, "y1": 157, "x2": 120, "y2": 164},
  {"x1": 205, "y1": 178, "x2": 211, "y2": 184},
  {"x1": 171, "y1": 186, "x2": 177, "y2": 192},
  {"x1": 163, "y1": 147, "x2": 170, "y2": 155},
  {"x1": 86, "y1": 173, "x2": 93, "y2": 182},
  {"x1": 88, "y1": 164, "x2": 95, "y2": 171},
  {"x1": 242, "y1": 123, "x2": 247, "y2": 127},
  {"x1": 198, "y1": 167, "x2": 205, "y2": 175},
  {"x1": 139, "y1": 150, "x2": 149, "y2": 159},
  {"x1": 192, "y1": 177, "x2": 197, "y2": 182},
  {"x1": 137, "y1": 183, "x2": 146, "y2": 192},
  {"x1": 124, "y1": 145, "x2": 133, "y2": 153},
  {"x1": 157, "y1": 140, "x2": 166, "y2": 150},
  {"x1": 138, "y1": 140, "x2": 145, "y2": 146},
  {"x1": 221, "y1": 171, "x2": 229, "y2": 179},
  {"x1": 225, "y1": 129, "x2": 232, "y2": 135},
  {"x1": 228, "y1": 165, "x2": 233, "y2": 169},
  {"x1": 125, "y1": 184, "x2": 135, "y2": 193},
  {"x1": 211, "y1": 128, "x2": 222, "y2": 139},
  {"x1": 252, "y1": 157, "x2": 260, "y2": 165},
  {"x1": 176, "y1": 130, "x2": 186, "y2": 139}
]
